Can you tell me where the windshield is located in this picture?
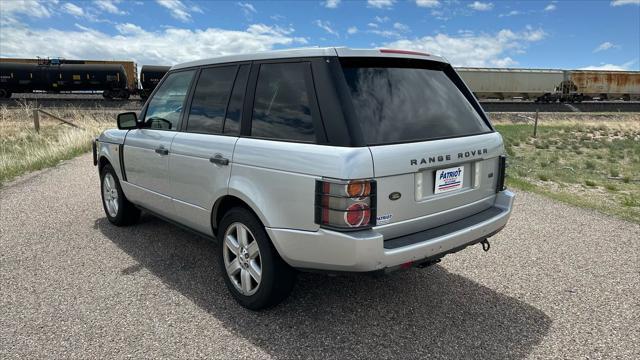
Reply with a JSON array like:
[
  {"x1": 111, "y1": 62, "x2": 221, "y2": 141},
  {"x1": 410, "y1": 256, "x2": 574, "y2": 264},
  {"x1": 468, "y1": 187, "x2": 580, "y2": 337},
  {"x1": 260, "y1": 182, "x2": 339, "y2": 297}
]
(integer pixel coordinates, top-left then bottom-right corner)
[{"x1": 341, "y1": 60, "x2": 491, "y2": 145}]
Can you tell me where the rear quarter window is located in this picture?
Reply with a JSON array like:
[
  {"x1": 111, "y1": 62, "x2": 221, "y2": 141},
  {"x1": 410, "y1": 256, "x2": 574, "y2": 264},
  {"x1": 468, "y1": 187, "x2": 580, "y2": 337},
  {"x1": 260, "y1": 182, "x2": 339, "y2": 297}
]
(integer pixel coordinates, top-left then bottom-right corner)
[
  {"x1": 251, "y1": 62, "x2": 316, "y2": 142},
  {"x1": 341, "y1": 61, "x2": 491, "y2": 145}
]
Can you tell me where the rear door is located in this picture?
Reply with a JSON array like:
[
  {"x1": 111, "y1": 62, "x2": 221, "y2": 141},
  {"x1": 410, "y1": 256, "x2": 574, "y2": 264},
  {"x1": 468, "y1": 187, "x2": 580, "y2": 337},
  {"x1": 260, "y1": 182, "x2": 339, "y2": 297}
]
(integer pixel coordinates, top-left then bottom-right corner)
[
  {"x1": 338, "y1": 58, "x2": 504, "y2": 238},
  {"x1": 168, "y1": 64, "x2": 249, "y2": 236},
  {"x1": 123, "y1": 69, "x2": 195, "y2": 217}
]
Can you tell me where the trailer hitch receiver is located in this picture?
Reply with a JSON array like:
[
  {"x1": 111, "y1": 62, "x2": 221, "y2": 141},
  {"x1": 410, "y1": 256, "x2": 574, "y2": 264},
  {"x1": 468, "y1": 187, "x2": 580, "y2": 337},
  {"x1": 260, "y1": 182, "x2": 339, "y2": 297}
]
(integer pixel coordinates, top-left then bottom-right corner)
[{"x1": 480, "y1": 239, "x2": 491, "y2": 252}]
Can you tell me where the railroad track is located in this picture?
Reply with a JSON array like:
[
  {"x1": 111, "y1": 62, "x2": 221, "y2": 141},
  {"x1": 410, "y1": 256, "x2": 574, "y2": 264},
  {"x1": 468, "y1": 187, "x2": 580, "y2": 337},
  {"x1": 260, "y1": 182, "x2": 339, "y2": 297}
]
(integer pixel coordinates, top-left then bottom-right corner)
[
  {"x1": 0, "y1": 95, "x2": 144, "y2": 110},
  {"x1": 480, "y1": 101, "x2": 640, "y2": 113},
  {"x1": 2, "y1": 95, "x2": 639, "y2": 112}
]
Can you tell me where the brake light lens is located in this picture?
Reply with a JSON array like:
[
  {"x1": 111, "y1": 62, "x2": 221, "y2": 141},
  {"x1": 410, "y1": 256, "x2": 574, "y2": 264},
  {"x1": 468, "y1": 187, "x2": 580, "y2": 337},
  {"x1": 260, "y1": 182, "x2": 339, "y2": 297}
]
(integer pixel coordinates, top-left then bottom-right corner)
[
  {"x1": 496, "y1": 155, "x2": 506, "y2": 192},
  {"x1": 379, "y1": 49, "x2": 430, "y2": 56},
  {"x1": 316, "y1": 179, "x2": 376, "y2": 230}
]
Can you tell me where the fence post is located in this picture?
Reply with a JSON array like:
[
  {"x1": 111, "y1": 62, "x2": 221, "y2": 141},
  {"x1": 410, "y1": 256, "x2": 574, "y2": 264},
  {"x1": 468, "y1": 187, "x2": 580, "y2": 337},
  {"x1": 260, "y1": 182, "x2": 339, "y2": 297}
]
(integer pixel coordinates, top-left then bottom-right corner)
[
  {"x1": 33, "y1": 109, "x2": 40, "y2": 133},
  {"x1": 533, "y1": 109, "x2": 539, "y2": 138}
]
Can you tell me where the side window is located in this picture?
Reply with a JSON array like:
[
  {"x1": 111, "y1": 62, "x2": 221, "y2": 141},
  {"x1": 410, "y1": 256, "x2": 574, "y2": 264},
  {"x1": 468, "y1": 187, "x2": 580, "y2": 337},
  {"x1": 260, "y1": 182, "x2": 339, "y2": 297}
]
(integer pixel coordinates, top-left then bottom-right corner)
[
  {"x1": 187, "y1": 66, "x2": 236, "y2": 134},
  {"x1": 143, "y1": 70, "x2": 194, "y2": 130},
  {"x1": 223, "y1": 64, "x2": 250, "y2": 136},
  {"x1": 251, "y1": 63, "x2": 315, "y2": 142}
]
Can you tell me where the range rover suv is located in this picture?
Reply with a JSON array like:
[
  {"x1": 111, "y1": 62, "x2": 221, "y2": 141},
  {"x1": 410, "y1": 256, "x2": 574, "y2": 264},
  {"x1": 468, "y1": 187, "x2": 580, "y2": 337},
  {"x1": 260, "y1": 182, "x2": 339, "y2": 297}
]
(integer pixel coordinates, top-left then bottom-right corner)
[{"x1": 93, "y1": 48, "x2": 515, "y2": 310}]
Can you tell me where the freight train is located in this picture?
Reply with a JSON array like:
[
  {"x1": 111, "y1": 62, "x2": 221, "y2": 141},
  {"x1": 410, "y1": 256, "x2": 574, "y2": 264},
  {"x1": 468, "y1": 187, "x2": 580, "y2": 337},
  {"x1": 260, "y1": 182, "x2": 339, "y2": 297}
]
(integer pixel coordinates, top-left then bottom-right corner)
[
  {"x1": 0, "y1": 58, "x2": 169, "y2": 100},
  {"x1": 1, "y1": 57, "x2": 639, "y2": 102},
  {"x1": 456, "y1": 67, "x2": 640, "y2": 102}
]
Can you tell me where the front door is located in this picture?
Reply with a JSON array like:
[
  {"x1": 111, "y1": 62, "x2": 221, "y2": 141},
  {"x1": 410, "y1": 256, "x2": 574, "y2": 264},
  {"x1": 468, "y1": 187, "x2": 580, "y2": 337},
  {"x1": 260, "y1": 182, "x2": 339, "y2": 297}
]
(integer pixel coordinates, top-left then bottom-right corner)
[
  {"x1": 168, "y1": 64, "x2": 249, "y2": 236},
  {"x1": 123, "y1": 69, "x2": 195, "y2": 217}
]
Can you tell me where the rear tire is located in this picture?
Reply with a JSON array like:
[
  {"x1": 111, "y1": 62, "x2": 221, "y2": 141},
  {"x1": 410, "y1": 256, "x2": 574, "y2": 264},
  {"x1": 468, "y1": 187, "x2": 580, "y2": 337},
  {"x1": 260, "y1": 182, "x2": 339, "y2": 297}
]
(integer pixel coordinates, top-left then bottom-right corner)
[
  {"x1": 100, "y1": 164, "x2": 140, "y2": 226},
  {"x1": 217, "y1": 207, "x2": 296, "y2": 310}
]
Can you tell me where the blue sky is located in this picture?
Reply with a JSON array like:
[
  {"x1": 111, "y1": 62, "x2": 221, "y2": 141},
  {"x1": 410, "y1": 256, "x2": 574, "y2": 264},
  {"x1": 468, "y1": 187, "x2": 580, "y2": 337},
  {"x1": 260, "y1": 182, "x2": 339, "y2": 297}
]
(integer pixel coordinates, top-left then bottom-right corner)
[{"x1": 0, "y1": 0, "x2": 638, "y2": 70}]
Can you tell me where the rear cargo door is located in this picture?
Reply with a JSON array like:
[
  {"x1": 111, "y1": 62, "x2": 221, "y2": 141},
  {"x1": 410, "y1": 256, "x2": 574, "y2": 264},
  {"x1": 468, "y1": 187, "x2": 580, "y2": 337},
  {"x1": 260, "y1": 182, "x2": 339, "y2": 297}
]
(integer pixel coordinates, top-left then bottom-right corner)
[{"x1": 339, "y1": 58, "x2": 504, "y2": 238}]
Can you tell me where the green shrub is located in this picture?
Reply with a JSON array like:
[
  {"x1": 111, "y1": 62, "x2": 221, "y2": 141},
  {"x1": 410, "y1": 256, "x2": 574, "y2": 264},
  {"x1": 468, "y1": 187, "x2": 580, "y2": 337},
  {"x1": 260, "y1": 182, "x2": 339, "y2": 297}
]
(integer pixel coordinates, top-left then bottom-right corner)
[
  {"x1": 585, "y1": 180, "x2": 597, "y2": 187},
  {"x1": 622, "y1": 197, "x2": 639, "y2": 207},
  {"x1": 584, "y1": 160, "x2": 596, "y2": 170}
]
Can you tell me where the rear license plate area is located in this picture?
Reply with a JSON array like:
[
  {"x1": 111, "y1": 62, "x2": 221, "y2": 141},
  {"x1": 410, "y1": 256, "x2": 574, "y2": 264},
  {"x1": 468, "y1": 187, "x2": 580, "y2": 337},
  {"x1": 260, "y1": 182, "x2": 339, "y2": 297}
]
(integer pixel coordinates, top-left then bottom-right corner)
[{"x1": 434, "y1": 166, "x2": 464, "y2": 194}]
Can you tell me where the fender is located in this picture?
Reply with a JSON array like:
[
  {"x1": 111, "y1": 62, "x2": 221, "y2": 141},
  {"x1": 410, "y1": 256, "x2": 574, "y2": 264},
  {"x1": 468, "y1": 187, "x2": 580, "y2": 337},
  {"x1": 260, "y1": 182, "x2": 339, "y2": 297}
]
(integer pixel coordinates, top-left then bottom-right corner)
[
  {"x1": 226, "y1": 182, "x2": 273, "y2": 229},
  {"x1": 96, "y1": 128, "x2": 130, "y2": 180}
]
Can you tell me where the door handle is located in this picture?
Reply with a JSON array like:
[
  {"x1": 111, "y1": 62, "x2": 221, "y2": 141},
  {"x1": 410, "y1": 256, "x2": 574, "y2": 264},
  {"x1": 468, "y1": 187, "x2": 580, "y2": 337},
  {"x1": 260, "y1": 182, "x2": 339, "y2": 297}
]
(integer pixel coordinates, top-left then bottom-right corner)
[
  {"x1": 155, "y1": 146, "x2": 169, "y2": 155},
  {"x1": 209, "y1": 154, "x2": 229, "y2": 166}
]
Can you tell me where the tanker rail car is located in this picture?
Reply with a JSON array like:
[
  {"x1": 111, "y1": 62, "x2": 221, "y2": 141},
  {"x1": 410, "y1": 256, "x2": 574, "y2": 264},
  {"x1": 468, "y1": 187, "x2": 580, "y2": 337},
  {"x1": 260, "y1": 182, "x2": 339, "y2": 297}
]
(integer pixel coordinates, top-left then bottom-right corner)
[
  {"x1": 456, "y1": 67, "x2": 640, "y2": 102},
  {"x1": 0, "y1": 58, "x2": 168, "y2": 100},
  {"x1": 0, "y1": 62, "x2": 130, "y2": 99},
  {"x1": 139, "y1": 65, "x2": 171, "y2": 100}
]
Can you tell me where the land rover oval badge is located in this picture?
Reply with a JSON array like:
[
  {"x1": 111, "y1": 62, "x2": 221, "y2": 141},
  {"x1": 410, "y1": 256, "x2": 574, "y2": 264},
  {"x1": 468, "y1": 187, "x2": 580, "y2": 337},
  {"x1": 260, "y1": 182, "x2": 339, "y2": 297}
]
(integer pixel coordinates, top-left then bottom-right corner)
[{"x1": 389, "y1": 192, "x2": 401, "y2": 201}]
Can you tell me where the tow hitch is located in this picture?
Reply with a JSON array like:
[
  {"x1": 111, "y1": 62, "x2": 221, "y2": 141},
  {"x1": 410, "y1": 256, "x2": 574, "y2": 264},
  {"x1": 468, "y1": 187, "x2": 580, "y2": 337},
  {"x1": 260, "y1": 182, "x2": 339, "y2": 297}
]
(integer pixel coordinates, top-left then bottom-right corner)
[{"x1": 480, "y1": 239, "x2": 491, "y2": 252}]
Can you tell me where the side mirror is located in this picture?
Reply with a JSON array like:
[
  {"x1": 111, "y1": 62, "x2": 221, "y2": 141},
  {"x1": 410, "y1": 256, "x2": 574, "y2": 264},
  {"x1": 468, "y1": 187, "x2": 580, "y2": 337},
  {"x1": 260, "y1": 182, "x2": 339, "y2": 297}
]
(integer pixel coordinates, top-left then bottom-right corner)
[{"x1": 117, "y1": 112, "x2": 138, "y2": 130}]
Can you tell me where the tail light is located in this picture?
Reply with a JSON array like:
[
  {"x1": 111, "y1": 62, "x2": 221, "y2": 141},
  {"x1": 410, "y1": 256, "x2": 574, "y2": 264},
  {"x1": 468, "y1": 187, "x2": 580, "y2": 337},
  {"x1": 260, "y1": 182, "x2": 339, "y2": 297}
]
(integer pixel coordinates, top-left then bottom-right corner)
[
  {"x1": 315, "y1": 179, "x2": 376, "y2": 231},
  {"x1": 496, "y1": 155, "x2": 506, "y2": 192}
]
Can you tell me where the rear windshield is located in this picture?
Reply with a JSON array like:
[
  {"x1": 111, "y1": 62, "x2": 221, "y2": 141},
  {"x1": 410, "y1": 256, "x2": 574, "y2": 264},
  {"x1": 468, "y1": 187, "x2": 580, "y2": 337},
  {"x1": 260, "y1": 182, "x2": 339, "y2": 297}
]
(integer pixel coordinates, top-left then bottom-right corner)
[{"x1": 341, "y1": 60, "x2": 491, "y2": 145}]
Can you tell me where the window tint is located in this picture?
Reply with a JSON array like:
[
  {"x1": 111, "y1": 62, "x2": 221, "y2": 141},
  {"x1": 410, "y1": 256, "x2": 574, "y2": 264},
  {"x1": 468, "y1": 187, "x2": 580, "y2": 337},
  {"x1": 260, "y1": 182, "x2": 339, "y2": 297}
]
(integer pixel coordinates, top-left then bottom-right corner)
[
  {"x1": 224, "y1": 64, "x2": 250, "y2": 136},
  {"x1": 187, "y1": 66, "x2": 236, "y2": 134},
  {"x1": 341, "y1": 63, "x2": 491, "y2": 145},
  {"x1": 144, "y1": 70, "x2": 194, "y2": 130},
  {"x1": 251, "y1": 63, "x2": 315, "y2": 142}
]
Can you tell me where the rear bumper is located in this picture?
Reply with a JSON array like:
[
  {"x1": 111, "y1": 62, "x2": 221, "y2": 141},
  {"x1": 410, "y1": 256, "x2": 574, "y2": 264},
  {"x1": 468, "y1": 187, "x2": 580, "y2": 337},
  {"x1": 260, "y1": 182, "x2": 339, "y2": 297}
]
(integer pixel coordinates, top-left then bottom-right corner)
[{"x1": 267, "y1": 190, "x2": 515, "y2": 272}]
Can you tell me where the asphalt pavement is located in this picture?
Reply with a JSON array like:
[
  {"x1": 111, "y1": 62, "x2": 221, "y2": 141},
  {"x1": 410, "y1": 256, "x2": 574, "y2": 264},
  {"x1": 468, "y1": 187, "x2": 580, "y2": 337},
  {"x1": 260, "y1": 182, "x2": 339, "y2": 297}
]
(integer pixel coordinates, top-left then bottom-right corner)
[{"x1": 1, "y1": 153, "x2": 638, "y2": 359}]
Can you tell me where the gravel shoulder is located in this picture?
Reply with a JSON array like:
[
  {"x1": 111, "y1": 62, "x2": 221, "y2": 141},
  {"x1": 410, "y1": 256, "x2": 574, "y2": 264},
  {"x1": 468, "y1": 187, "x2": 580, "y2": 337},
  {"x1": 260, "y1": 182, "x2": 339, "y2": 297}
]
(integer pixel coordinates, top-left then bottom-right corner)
[{"x1": 1, "y1": 154, "x2": 638, "y2": 359}]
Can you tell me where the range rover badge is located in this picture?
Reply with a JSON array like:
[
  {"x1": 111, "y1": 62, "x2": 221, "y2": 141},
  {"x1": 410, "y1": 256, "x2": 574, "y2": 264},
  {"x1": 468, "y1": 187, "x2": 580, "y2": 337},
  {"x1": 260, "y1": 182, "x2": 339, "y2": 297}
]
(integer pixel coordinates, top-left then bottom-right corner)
[{"x1": 389, "y1": 192, "x2": 402, "y2": 201}]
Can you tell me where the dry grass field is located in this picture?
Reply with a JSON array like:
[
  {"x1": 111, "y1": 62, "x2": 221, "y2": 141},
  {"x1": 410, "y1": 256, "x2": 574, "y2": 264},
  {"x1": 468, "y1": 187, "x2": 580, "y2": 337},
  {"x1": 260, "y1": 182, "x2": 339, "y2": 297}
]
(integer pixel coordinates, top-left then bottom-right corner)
[
  {"x1": 492, "y1": 112, "x2": 640, "y2": 223},
  {"x1": 0, "y1": 104, "x2": 116, "y2": 185},
  {"x1": 1, "y1": 105, "x2": 638, "y2": 223}
]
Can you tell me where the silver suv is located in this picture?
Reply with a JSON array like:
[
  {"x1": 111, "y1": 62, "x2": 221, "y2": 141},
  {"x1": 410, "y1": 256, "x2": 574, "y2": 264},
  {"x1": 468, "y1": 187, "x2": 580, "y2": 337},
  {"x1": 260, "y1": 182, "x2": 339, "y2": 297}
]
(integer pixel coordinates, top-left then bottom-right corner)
[{"x1": 94, "y1": 48, "x2": 515, "y2": 310}]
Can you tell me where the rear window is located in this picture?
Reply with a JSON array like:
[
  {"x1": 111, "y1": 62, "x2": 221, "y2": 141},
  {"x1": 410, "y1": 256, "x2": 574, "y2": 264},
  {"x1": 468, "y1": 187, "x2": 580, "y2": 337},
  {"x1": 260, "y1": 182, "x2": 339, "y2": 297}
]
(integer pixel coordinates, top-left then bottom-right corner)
[{"x1": 341, "y1": 60, "x2": 491, "y2": 145}]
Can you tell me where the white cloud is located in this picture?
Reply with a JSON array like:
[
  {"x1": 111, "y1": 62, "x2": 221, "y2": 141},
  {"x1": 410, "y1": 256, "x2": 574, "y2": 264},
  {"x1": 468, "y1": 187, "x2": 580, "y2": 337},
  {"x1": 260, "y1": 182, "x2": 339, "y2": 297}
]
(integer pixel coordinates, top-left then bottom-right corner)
[
  {"x1": 468, "y1": 1, "x2": 493, "y2": 11},
  {"x1": 593, "y1": 41, "x2": 618, "y2": 52},
  {"x1": 384, "y1": 27, "x2": 546, "y2": 67},
  {"x1": 0, "y1": 0, "x2": 54, "y2": 21},
  {"x1": 415, "y1": 0, "x2": 440, "y2": 7},
  {"x1": 610, "y1": 0, "x2": 640, "y2": 5},
  {"x1": 237, "y1": 2, "x2": 256, "y2": 14},
  {"x1": 580, "y1": 60, "x2": 637, "y2": 71},
  {"x1": 544, "y1": 3, "x2": 556, "y2": 11},
  {"x1": 492, "y1": 57, "x2": 517, "y2": 67},
  {"x1": 393, "y1": 22, "x2": 410, "y2": 32},
  {"x1": 375, "y1": 15, "x2": 390, "y2": 23},
  {"x1": 323, "y1": 0, "x2": 341, "y2": 8},
  {"x1": 314, "y1": 20, "x2": 339, "y2": 37},
  {"x1": 115, "y1": 23, "x2": 145, "y2": 35},
  {"x1": 370, "y1": 29, "x2": 401, "y2": 38},
  {"x1": 368, "y1": 22, "x2": 379, "y2": 28},
  {"x1": 63, "y1": 3, "x2": 86, "y2": 17},
  {"x1": 367, "y1": 0, "x2": 395, "y2": 9},
  {"x1": 347, "y1": 26, "x2": 358, "y2": 35},
  {"x1": 0, "y1": 22, "x2": 307, "y2": 66},
  {"x1": 499, "y1": 10, "x2": 522, "y2": 17},
  {"x1": 94, "y1": 0, "x2": 126, "y2": 15},
  {"x1": 156, "y1": 0, "x2": 195, "y2": 22}
]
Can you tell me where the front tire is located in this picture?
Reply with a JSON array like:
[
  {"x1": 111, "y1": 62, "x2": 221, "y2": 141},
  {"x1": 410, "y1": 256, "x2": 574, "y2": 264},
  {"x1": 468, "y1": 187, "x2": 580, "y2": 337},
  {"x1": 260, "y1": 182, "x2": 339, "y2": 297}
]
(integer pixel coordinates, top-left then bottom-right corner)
[
  {"x1": 218, "y1": 207, "x2": 296, "y2": 310},
  {"x1": 100, "y1": 164, "x2": 140, "y2": 226}
]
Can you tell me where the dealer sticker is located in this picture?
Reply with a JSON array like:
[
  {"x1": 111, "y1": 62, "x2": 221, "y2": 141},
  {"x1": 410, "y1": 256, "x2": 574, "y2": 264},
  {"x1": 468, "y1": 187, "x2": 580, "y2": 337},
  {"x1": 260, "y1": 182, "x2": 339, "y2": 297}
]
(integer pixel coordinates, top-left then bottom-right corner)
[{"x1": 434, "y1": 166, "x2": 464, "y2": 194}]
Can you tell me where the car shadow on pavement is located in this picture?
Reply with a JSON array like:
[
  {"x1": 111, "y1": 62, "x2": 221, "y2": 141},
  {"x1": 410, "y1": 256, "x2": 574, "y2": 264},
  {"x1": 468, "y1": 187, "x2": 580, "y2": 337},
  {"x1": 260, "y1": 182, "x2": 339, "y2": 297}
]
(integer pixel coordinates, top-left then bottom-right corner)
[{"x1": 95, "y1": 214, "x2": 551, "y2": 359}]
